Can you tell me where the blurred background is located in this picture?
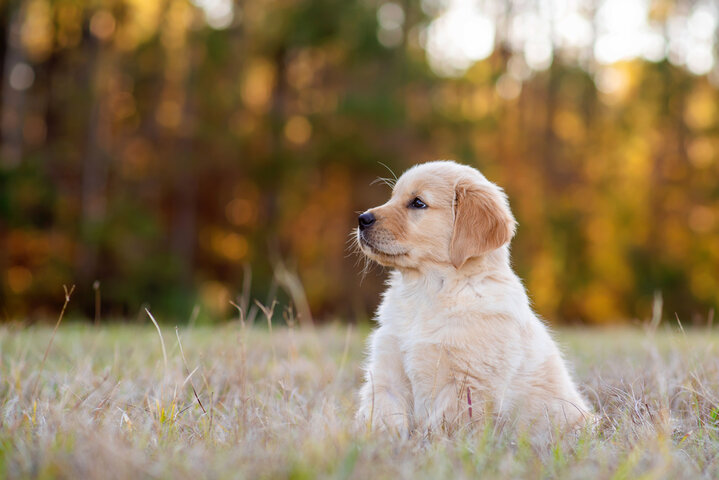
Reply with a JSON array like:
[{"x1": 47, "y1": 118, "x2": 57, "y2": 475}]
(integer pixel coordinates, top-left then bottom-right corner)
[{"x1": 0, "y1": 0, "x2": 718, "y2": 324}]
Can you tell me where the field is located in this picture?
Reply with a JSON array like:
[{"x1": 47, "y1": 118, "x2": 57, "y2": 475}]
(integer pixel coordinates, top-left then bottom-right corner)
[{"x1": 1, "y1": 321, "x2": 719, "y2": 479}]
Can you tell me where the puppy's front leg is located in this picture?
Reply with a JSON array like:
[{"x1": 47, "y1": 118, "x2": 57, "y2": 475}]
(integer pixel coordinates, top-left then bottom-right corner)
[
  {"x1": 420, "y1": 382, "x2": 467, "y2": 433},
  {"x1": 408, "y1": 344, "x2": 469, "y2": 433},
  {"x1": 356, "y1": 327, "x2": 413, "y2": 435}
]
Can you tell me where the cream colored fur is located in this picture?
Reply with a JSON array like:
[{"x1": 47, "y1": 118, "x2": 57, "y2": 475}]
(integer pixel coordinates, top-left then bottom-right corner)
[{"x1": 355, "y1": 160, "x2": 591, "y2": 439}]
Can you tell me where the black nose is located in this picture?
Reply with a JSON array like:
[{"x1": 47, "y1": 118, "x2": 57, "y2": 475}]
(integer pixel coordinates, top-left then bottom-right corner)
[{"x1": 358, "y1": 212, "x2": 376, "y2": 230}]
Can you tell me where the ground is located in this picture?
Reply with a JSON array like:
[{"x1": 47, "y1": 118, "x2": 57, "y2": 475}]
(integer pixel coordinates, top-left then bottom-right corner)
[{"x1": 1, "y1": 322, "x2": 718, "y2": 479}]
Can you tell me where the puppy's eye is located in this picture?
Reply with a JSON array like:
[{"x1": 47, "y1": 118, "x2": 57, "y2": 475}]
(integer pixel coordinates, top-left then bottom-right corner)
[{"x1": 409, "y1": 197, "x2": 427, "y2": 209}]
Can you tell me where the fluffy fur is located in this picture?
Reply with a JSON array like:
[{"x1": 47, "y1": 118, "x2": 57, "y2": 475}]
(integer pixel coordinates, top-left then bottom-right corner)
[{"x1": 355, "y1": 160, "x2": 591, "y2": 439}]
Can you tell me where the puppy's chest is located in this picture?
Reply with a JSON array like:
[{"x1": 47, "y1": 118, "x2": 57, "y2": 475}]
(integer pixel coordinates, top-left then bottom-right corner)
[
  {"x1": 378, "y1": 281, "x2": 518, "y2": 374},
  {"x1": 382, "y1": 288, "x2": 436, "y2": 333},
  {"x1": 380, "y1": 284, "x2": 474, "y2": 345}
]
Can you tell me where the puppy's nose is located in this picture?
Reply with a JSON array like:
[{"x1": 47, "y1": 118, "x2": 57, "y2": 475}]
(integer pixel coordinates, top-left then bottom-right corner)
[{"x1": 358, "y1": 212, "x2": 376, "y2": 230}]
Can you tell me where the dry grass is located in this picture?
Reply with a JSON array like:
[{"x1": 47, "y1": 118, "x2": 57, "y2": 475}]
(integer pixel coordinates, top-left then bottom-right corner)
[{"x1": 1, "y1": 321, "x2": 719, "y2": 479}]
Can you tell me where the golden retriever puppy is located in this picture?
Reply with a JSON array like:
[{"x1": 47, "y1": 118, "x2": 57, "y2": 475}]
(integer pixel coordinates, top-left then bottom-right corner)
[{"x1": 355, "y1": 160, "x2": 591, "y2": 439}]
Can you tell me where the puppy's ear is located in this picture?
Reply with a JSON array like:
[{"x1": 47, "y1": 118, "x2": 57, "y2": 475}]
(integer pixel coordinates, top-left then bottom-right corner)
[{"x1": 450, "y1": 178, "x2": 516, "y2": 269}]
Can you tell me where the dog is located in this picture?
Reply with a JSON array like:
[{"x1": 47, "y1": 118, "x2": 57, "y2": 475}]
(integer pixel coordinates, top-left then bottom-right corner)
[{"x1": 355, "y1": 160, "x2": 591, "y2": 439}]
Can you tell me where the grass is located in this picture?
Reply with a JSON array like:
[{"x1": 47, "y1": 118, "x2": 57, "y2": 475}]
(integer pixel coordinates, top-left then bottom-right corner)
[{"x1": 1, "y1": 321, "x2": 719, "y2": 479}]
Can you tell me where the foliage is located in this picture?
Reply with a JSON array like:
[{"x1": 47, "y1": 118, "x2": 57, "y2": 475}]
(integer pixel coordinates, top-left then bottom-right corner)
[{"x1": 0, "y1": 0, "x2": 718, "y2": 322}]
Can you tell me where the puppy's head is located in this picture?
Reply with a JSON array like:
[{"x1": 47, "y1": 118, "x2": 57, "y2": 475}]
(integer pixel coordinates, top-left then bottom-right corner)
[{"x1": 357, "y1": 161, "x2": 516, "y2": 270}]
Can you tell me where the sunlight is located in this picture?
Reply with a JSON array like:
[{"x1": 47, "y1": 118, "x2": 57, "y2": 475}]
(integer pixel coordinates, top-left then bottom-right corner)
[
  {"x1": 190, "y1": 0, "x2": 234, "y2": 30},
  {"x1": 557, "y1": 12, "x2": 593, "y2": 50},
  {"x1": 377, "y1": 2, "x2": 405, "y2": 47},
  {"x1": 424, "y1": 0, "x2": 495, "y2": 77},
  {"x1": 422, "y1": 0, "x2": 718, "y2": 78}
]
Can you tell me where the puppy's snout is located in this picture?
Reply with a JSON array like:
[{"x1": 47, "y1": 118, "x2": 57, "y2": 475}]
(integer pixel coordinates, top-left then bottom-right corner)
[{"x1": 358, "y1": 212, "x2": 376, "y2": 231}]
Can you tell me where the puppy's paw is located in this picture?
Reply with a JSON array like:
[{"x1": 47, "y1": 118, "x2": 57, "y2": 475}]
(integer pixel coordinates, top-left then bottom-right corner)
[{"x1": 356, "y1": 402, "x2": 411, "y2": 438}]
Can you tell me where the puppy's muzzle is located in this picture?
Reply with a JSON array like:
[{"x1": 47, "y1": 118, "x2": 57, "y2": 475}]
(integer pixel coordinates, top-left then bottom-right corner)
[{"x1": 358, "y1": 212, "x2": 376, "y2": 231}]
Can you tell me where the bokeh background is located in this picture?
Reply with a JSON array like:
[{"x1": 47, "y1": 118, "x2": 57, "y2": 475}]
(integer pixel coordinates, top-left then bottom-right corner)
[{"x1": 1, "y1": 0, "x2": 718, "y2": 324}]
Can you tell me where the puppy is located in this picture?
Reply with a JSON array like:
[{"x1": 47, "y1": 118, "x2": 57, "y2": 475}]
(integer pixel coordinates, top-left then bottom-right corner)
[{"x1": 355, "y1": 161, "x2": 591, "y2": 439}]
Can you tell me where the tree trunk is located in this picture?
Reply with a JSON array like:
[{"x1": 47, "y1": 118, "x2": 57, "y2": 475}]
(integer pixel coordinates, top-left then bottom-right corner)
[
  {"x1": 77, "y1": 27, "x2": 111, "y2": 287},
  {"x1": 1, "y1": 1, "x2": 27, "y2": 167}
]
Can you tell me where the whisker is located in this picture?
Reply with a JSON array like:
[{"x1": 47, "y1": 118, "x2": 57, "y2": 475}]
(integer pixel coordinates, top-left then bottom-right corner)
[
  {"x1": 344, "y1": 229, "x2": 376, "y2": 279},
  {"x1": 378, "y1": 161, "x2": 398, "y2": 182},
  {"x1": 370, "y1": 177, "x2": 396, "y2": 189}
]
